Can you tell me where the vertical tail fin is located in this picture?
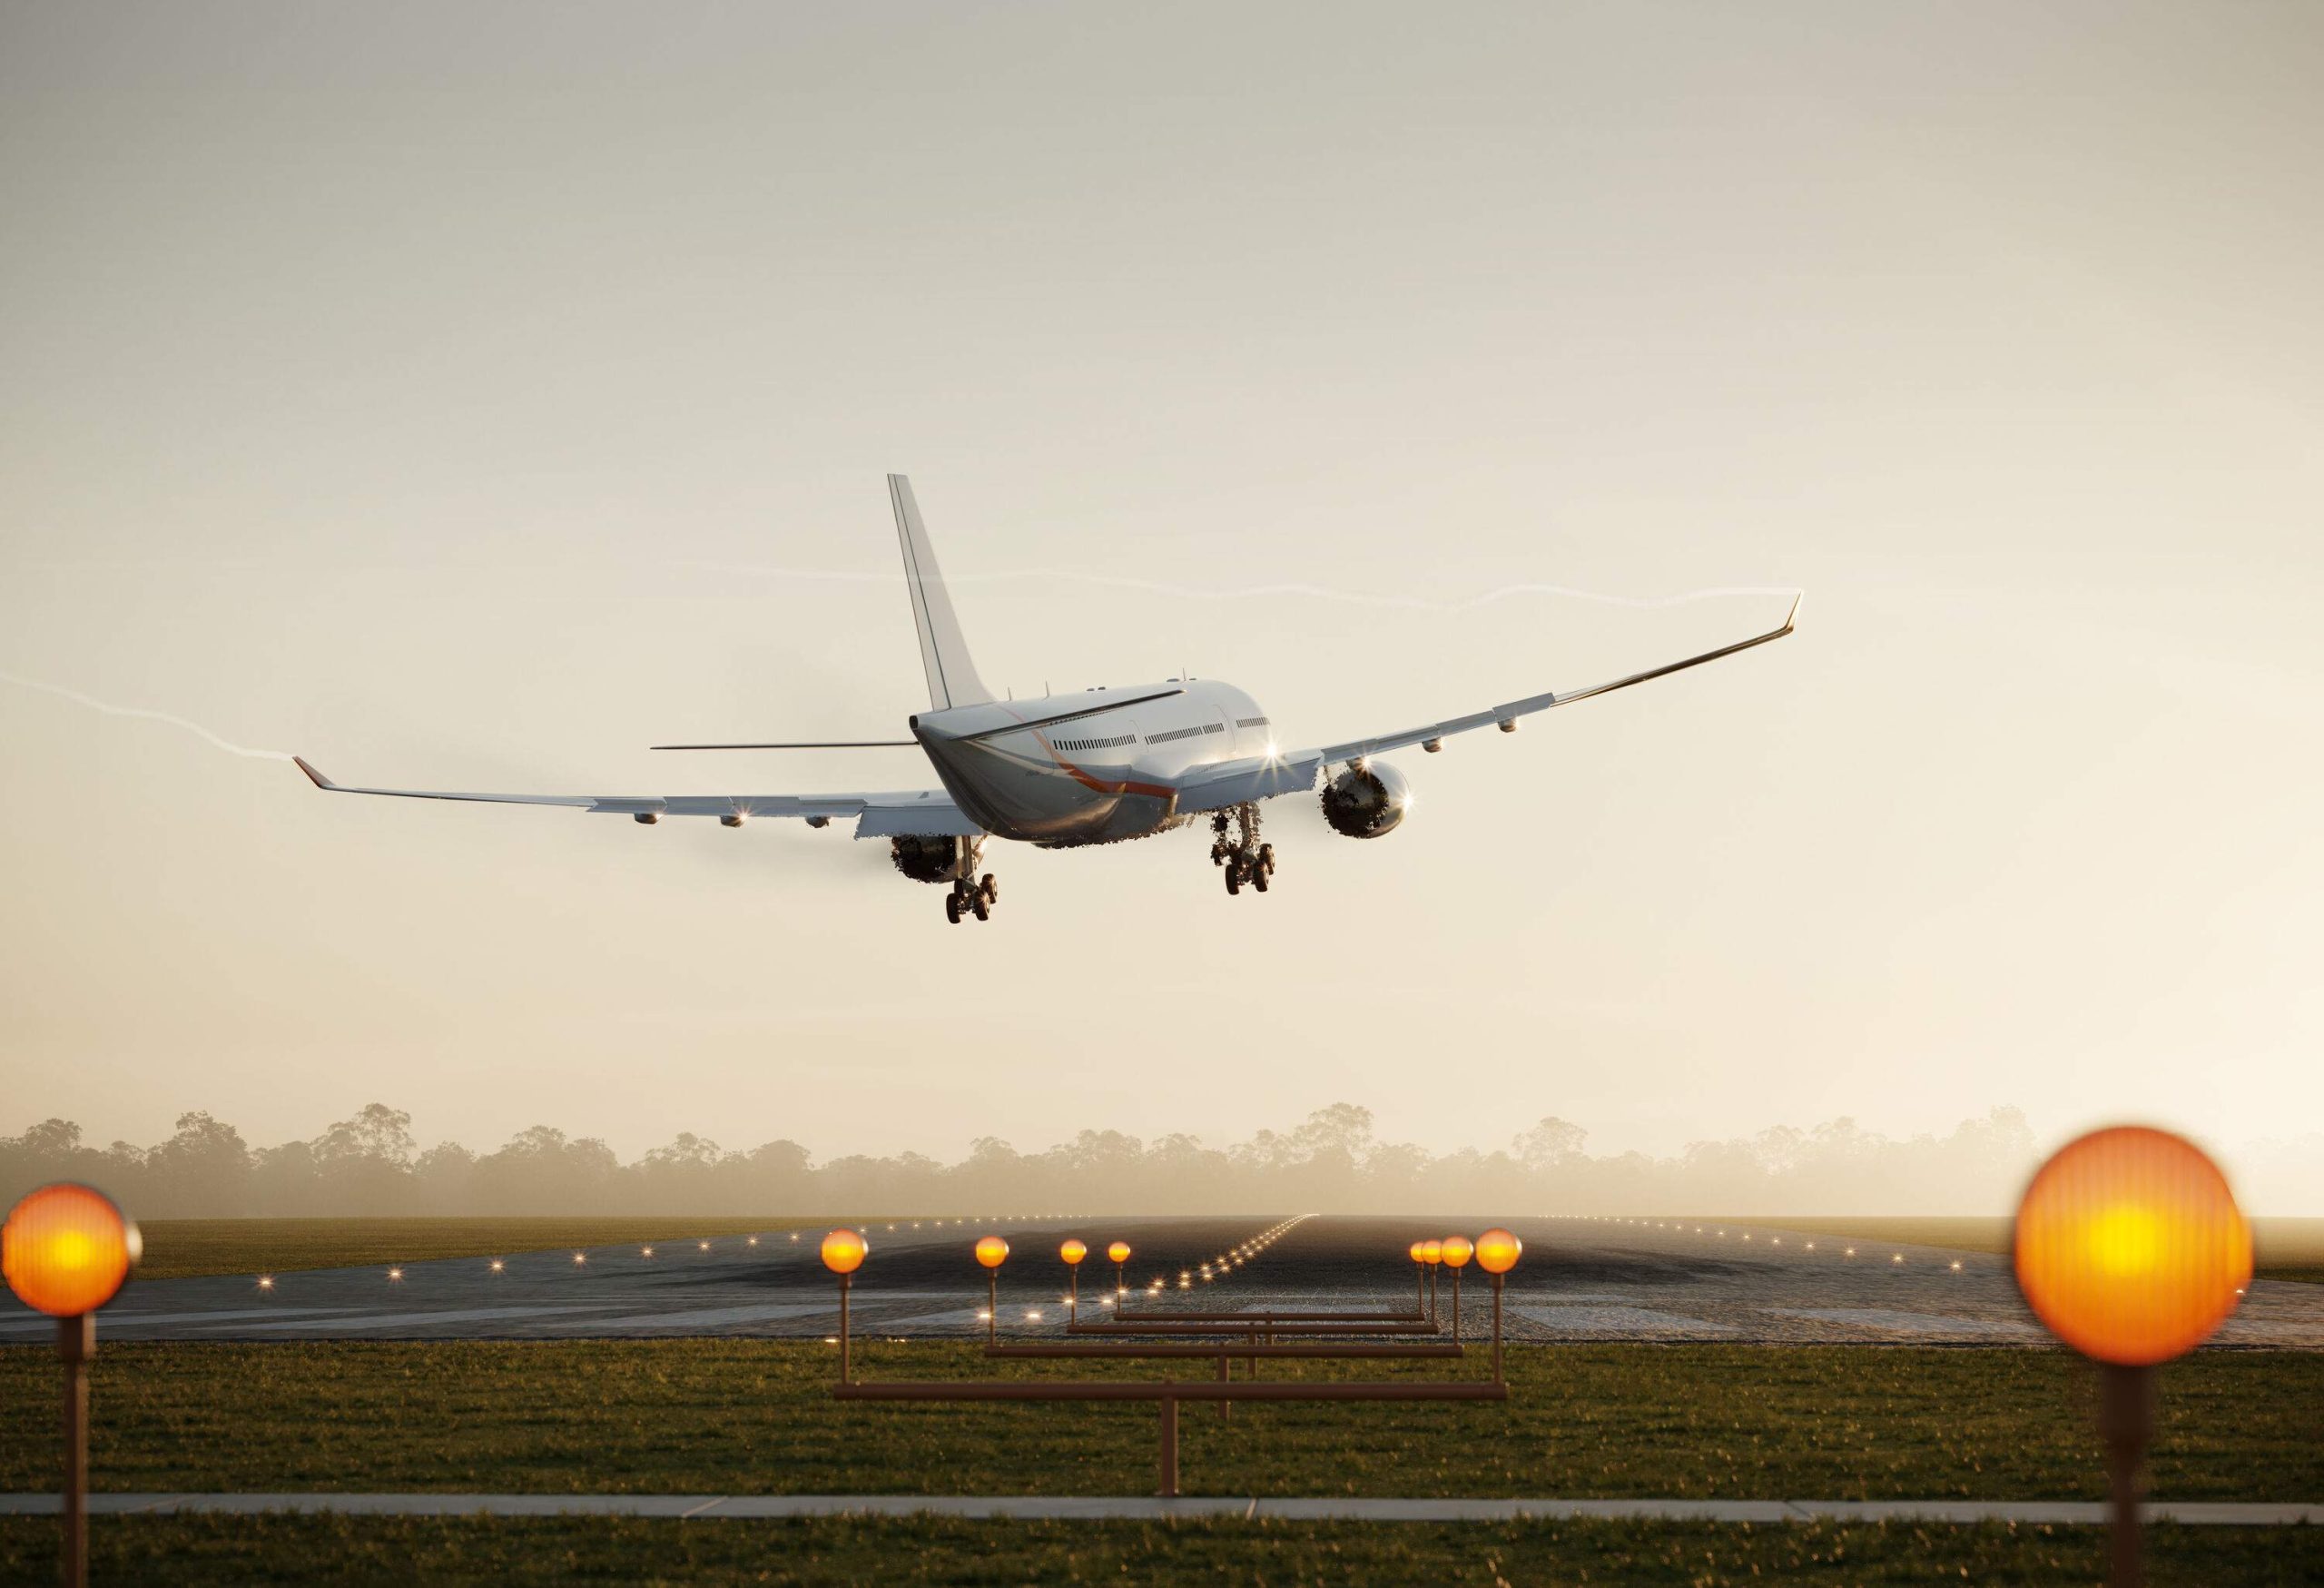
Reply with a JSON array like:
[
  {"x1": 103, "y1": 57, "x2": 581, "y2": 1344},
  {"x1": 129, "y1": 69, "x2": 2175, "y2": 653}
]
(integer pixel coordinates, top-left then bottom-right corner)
[{"x1": 888, "y1": 474, "x2": 994, "y2": 712}]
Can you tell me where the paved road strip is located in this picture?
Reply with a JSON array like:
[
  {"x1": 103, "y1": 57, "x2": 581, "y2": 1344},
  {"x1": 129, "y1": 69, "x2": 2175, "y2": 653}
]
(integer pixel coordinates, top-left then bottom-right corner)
[{"x1": 0, "y1": 1494, "x2": 2314, "y2": 1524}]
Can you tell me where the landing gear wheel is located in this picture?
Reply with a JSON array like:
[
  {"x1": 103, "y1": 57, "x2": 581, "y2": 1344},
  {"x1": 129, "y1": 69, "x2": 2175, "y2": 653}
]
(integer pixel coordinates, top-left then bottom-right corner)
[
  {"x1": 945, "y1": 893, "x2": 963, "y2": 924},
  {"x1": 971, "y1": 893, "x2": 990, "y2": 921},
  {"x1": 1251, "y1": 866, "x2": 1269, "y2": 893},
  {"x1": 980, "y1": 874, "x2": 999, "y2": 903},
  {"x1": 1258, "y1": 843, "x2": 1275, "y2": 875},
  {"x1": 1225, "y1": 866, "x2": 1242, "y2": 896}
]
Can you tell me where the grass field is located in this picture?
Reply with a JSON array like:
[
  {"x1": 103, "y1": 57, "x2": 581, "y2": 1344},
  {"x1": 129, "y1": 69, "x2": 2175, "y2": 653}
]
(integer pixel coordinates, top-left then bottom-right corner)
[
  {"x1": 4, "y1": 1514, "x2": 2320, "y2": 1586},
  {"x1": 128, "y1": 1218, "x2": 825, "y2": 1281},
  {"x1": 2, "y1": 1341, "x2": 2317, "y2": 1502},
  {"x1": 1728, "y1": 1217, "x2": 2324, "y2": 1284}
]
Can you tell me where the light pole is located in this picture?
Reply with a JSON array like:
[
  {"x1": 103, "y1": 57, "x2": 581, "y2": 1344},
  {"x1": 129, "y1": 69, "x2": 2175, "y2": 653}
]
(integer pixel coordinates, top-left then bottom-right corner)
[
  {"x1": 1474, "y1": 1228, "x2": 1522, "y2": 1382},
  {"x1": 820, "y1": 1228, "x2": 866, "y2": 1386},
  {"x1": 1059, "y1": 1239, "x2": 1088, "y2": 1323},
  {"x1": 976, "y1": 1235, "x2": 1009, "y2": 1344},
  {"x1": 1408, "y1": 1240, "x2": 1427, "y2": 1315},
  {"x1": 3, "y1": 1183, "x2": 141, "y2": 1588},
  {"x1": 1108, "y1": 1241, "x2": 1131, "y2": 1305},
  {"x1": 2014, "y1": 1126, "x2": 2251, "y2": 1588},
  {"x1": 1441, "y1": 1236, "x2": 1473, "y2": 1345},
  {"x1": 1421, "y1": 1239, "x2": 1443, "y2": 1325}
]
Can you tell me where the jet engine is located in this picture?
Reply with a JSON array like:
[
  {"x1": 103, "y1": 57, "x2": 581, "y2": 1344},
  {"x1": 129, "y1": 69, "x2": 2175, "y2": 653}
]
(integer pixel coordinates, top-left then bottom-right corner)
[
  {"x1": 1319, "y1": 761, "x2": 1411, "y2": 839},
  {"x1": 890, "y1": 833, "x2": 962, "y2": 883}
]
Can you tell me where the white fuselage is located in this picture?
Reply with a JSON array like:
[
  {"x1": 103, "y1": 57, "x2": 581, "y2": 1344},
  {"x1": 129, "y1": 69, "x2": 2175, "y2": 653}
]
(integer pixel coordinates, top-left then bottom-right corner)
[{"x1": 911, "y1": 679, "x2": 1272, "y2": 846}]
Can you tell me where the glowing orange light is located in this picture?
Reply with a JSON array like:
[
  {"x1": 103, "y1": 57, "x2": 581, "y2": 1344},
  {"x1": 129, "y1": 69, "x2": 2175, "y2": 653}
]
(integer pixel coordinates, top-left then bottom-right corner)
[
  {"x1": 2014, "y1": 1125, "x2": 2251, "y2": 1366},
  {"x1": 1408, "y1": 1240, "x2": 1426, "y2": 1263},
  {"x1": 1060, "y1": 1238, "x2": 1088, "y2": 1266},
  {"x1": 3, "y1": 1186, "x2": 141, "y2": 1317},
  {"x1": 1442, "y1": 1235, "x2": 1474, "y2": 1269},
  {"x1": 1108, "y1": 1241, "x2": 1131, "y2": 1264},
  {"x1": 975, "y1": 1235, "x2": 1010, "y2": 1269},
  {"x1": 821, "y1": 1228, "x2": 868, "y2": 1276},
  {"x1": 1421, "y1": 1240, "x2": 1443, "y2": 1266},
  {"x1": 1474, "y1": 1228, "x2": 1521, "y2": 1276}
]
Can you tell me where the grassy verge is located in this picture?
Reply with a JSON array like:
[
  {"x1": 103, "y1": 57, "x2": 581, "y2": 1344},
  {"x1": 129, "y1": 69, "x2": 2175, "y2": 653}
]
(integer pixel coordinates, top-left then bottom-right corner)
[
  {"x1": 1, "y1": 1342, "x2": 2316, "y2": 1502},
  {"x1": 129, "y1": 1218, "x2": 823, "y2": 1281},
  {"x1": 1724, "y1": 1217, "x2": 2324, "y2": 1284},
  {"x1": 0, "y1": 1514, "x2": 2320, "y2": 1586}
]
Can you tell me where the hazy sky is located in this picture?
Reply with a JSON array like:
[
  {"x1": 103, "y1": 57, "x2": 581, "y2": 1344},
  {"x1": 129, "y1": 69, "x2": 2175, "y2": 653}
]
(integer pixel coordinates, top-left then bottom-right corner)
[{"x1": 4, "y1": 2, "x2": 2319, "y2": 1206}]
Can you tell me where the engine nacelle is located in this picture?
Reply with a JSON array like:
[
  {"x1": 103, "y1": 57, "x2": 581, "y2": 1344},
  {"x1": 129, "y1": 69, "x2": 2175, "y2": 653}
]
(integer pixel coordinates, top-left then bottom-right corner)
[
  {"x1": 890, "y1": 833, "x2": 962, "y2": 884},
  {"x1": 1320, "y1": 761, "x2": 1411, "y2": 839}
]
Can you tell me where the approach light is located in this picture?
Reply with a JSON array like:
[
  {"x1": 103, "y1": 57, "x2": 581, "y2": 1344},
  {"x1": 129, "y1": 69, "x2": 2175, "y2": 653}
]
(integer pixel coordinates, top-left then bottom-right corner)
[
  {"x1": 1442, "y1": 1235, "x2": 1473, "y2": 1268},
  {"x1": 821, "y1": 1228, "x2": 868, "y2": 1276},
  {"x1": 489, "y1": 1260, "x2": 504, "y2": 1273},
  {"x1": 699, "y1": 1241, "x2": 711, "y2": 1251},
  {"x1": 1108, "y1": 1241, "x2": 1131, "y2": 1264},
  {"x1": 1409, "y1": 1240, "x2": 1427, "y2": 1264},
  {"x1": 1060, "y1": 1239, "x2": 1088, "y2": 1266},
  {"x1": 642, "y1": 1247, "x2": 654, "y2": 1258},
  {"x1": 976, "y1": 1236, "x2": 1010, "y2": 1268},
  {"x1": 258, "y1": 1275, "x2": 275, "y2": 1290},
  {"x1": 573, "y1": 1253, "x2": 586, "y2": 1265},
  {"x1": 389, "y1": 1267, "x2": 403, "y2": 1281},
  {"x1": 1422, "y1": 1240, "x2": 1443, "y2": 1266},
  {"x1": 3, "y1": 1186, "x2": 140, "y2": 1319},
  {"x1": 1951, "y1": 1260, "x2": 1963, "y2": 1272},
  {"x1": 1474, "y1": 1228, "x2": 1521, "y2": 1276},
  {"x1": 2014, "y1": 1125, "x2": 2250, "y2": 1367}
]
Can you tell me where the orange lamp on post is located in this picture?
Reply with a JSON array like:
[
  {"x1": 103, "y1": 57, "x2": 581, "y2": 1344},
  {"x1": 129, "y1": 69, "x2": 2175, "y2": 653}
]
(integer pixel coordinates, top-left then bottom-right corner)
[
  {"x1": 4, "y1": 1183, "x2": 140, "y2": 1588},
  {"x1": 975, "y1": 1235, "x2": 1009, "y2": 1344},
  {"x1": 820, "y1": 1228, "x2": 867, "y2": 1385},
  {"x1": 1408, "y1": 1239, "x2": 1427, "y2": 1315},
  {"x1": 1474, "y1": 1228, "x2": 1522, "y2": 1382},
  {"x1": 1108, "y1": 1240, "x2": 1131, "y2": 1300},
  {"x1": 1059, "y1": 1238, "x2": 1088, "y2": 1322},
  {"x1": 2014, "y1": 1126, "x2": 2250, "y2": 1588},
  {"x1": 1441, "y1": 1235, "x2": 1474, "y2": 1344},
  {"x1": 1421, "y1": 1239, "x2": 1443, "y2": 1324}
]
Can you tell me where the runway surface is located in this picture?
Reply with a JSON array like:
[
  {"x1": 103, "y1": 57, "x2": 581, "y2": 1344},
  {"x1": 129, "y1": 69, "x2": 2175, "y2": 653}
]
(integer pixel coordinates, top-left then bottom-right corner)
[{"x1": 6, "y1": 1214, "x2": 2320, "y2": 1346}]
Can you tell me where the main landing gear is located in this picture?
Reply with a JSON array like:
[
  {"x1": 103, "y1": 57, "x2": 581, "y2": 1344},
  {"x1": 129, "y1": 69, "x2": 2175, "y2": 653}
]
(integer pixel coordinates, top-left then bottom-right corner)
[
  {"x1": 1211, "y1": 804, "x2": 1275, "y2": 899},
  {"x1": 944, "y1": 873, "x2": 999, "y2": 924},
  {"x1": 944, "y1": 841, "x2": 1000, "y2": 926}
]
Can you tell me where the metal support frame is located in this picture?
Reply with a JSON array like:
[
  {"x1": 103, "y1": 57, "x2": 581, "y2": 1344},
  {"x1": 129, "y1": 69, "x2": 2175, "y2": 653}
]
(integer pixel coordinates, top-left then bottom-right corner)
[
  {"x1": 58, "y1": 1314, "x2": 92, "y2": 1588},
  {"x1": 832, "y1": 1379, "x2": 1508, "y2": 1499},
  {"x1": 2099, "y1": 1363, "x2": 2157, "y2": 1588}
]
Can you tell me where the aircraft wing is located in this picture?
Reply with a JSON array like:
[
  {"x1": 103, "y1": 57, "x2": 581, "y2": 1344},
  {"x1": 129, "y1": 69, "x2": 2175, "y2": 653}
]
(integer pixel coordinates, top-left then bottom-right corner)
[
  {"x1": 292, "y1": 758, "x2": 980, "y2": 837},
  {"x1": 1302, "y1": 595, "x2": 1799, "y2": 767}
]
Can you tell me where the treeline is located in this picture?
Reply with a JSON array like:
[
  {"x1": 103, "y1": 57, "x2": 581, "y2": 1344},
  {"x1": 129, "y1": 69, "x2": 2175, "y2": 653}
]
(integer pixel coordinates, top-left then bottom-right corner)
[{"x1": 0, "y1": 1101, "x2": 2040, "y2": 1218}]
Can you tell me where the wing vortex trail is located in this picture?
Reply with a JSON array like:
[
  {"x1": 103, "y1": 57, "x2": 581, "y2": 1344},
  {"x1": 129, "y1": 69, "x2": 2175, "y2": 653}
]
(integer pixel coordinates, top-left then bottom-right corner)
[{"x1": 0, "y1": 670, "x2": 293, "y2": 761}]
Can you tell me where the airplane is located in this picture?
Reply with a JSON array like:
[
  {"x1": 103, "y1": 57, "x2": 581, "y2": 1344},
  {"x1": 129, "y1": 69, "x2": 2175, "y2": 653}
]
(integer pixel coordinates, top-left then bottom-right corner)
[{"x1": 296, "y1": 475, "x2": 1798, "y2": 923}]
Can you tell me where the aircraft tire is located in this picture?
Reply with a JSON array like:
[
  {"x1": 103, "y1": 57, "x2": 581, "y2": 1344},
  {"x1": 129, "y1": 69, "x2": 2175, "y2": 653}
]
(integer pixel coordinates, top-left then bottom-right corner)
[
  {"x1": 1252, "y1": 867, "x2": 1269, "y2": 893},
  {"x1": 971, "y1": 893, "x2": 990, "y2": 921},
  {"x1": 1225, "y1": 867, "x2": 1241, "y2": 896},
  {"x1": 946, "y1": 893, "x2": 963, "y2": 924},
  {"x1": 1258, "y1": 843, "x2": 1275, "y2": 874},
  {"x1": 980, "y1": 873, "x2": 999, "y2": 902}
]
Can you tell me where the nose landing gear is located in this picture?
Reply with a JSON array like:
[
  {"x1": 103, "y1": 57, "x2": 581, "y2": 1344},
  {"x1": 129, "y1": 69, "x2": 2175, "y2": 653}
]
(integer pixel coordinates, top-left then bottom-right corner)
[{"x1": 1211, "y1": 805, "x2": 1276, "y2": 899}]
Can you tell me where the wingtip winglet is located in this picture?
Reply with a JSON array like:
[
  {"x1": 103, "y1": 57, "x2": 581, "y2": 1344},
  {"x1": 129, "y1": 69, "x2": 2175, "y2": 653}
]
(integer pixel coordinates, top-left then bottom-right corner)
[
  {"x1": 292, "y1": 755, "x2": 334, "y2": 790},
  {"x1": 1783, "y1": 591, "x2": 1804, "y2": 633}
]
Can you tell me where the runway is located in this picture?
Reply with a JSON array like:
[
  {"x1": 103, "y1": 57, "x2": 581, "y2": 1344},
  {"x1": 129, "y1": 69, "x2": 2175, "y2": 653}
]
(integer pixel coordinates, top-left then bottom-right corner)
[{"x1": 6, "y1": 1214, "x2": 2320, "y2": 1346}]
